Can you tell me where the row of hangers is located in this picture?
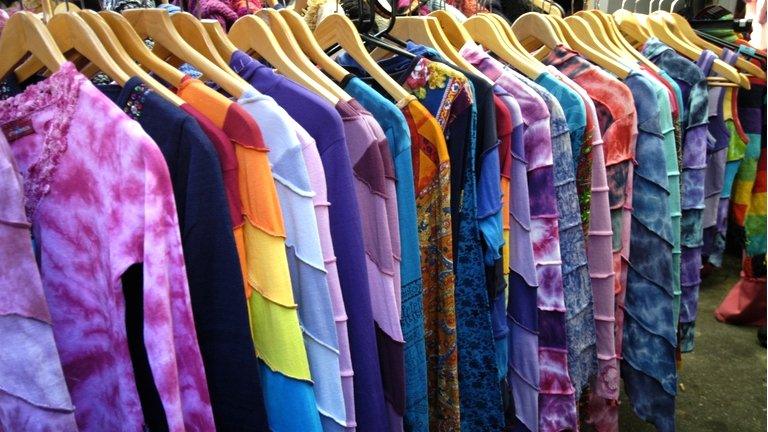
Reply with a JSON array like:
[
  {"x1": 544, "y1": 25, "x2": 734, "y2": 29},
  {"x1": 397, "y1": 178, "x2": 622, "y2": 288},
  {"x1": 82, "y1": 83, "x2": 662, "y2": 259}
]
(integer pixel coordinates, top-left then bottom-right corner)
[{"x1": 0, "y1": 0, "x2": 761, "y2": 116}]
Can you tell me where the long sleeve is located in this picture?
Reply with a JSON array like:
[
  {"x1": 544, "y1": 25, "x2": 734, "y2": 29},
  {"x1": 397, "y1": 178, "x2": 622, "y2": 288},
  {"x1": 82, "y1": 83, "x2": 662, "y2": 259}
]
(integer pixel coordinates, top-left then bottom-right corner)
[
  {"x1": 119, "y1": 124, "x2": 216, "y2": 432},
  {"x1": 0, "y1": 134, "x2": 78, "y2": 431}
]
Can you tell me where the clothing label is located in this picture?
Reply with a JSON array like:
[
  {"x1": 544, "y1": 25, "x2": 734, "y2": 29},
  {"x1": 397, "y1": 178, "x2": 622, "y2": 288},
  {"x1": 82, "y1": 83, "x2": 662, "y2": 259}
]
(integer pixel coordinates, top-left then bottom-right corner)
[{"x1": 1, "y1": 118, "x2": 34, "y2": 142}]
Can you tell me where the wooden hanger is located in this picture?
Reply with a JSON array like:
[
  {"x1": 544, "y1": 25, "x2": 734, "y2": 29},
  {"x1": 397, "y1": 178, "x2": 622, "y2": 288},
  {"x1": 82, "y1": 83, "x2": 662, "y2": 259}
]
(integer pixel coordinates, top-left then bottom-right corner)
[
  {"x1": 613, "y1": 3, "x2": 652, "y2": 45},
  {"x1": 256, "y1": 9, "x2": 351, "y2": 101},
  {"x1": 511, "y1": 12, "x2": 565, "y2": 53},
  {"x1": 17, "y1": 12, "x2": 130, "y2": 84},
  {"x1": 576, "y1": 10, "x2": 634, "y2": 60},
  {"x1": 655, "y1": 12, "x2": 754, "y2": 86},
  {"x1": 561, "y1": 15, "x2": 633, "y2": 78},
  {"x1": 278, "y1": 9, "x2": 353, "y2": 82},
  {"x1": 483, "y1": 12, "x2": 549, "y2": 63},
  {"x1": 99, "y1": 11, "x2": 185, "y2": 88},
  {"x1": 463, "y1": 15, "x2": 544, "y2": 79},
  {"x1": 313, "y1": 13, "x2": 411, "y2": 101},
  {"x1": 384, "y1": 15, "x2": 489, "y2": 81},
  {"x1": 665, "y1": 12, "x2": 765, "y2": 80},
  {"x1": 0, "y1": 11, "x2": 65, "y2": 81},
  {"x1": 53, "y1": 1, "x2": 80, "y2": 14},
  {"x1": 170, "y1": 12, "x2": 238, "y2": 76},
  {"x1": 201, "y1": 19, "x2": 239, "y2": 60},
  {"x1": 228, "y1": 15, "x2": 339, "y2": 104},
  {"x1": 425, "y1": 17, "x2": 491, "y2": 80},
  {"x1": 122, "y1": 8, "x2": 247, "y2": 98},
  {"x1": 77, "y1": 10, "x2": 184, "y2": 105},
  {"x1": 646, "y1": 12, "x2": 748, "y2": 88},
  {"x1": 389, "y1": 16, "x2": 440, "y2": 53},
  {"x1": 428, "y1": 10, "x2": 473, "y2": 48},
  {"x1": 582, "y1": 9, "x2": 662, "y2": 73},
  {"x1": 531, "y1": 0, "x2": 564, "y2": 17}
]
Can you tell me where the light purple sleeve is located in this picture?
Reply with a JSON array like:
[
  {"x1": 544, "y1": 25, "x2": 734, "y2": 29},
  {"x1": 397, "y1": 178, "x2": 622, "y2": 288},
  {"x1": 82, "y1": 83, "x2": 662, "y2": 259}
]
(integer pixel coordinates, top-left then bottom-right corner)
[
  {"x1": 296, "y1": 125, "x2": 358, "y2": 430},
  {"x1": 0, "y1": 134, "x2": 79, "y2": 431}
]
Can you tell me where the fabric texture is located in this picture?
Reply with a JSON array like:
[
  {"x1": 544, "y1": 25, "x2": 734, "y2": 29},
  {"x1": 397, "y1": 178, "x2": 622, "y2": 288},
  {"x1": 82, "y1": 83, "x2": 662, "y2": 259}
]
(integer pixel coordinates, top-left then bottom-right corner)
[
  {"x1": 335, "y1": 99, "x2": 405, "y2": 432},
  {"x1": 620, "y1": 71, "x2": 677, "y2": 432},
  {"x1": 461, "y1": 43, "x2": 544, "y2": 432},
  {"x1": 0, "y1": 63, "x2": 215, "y2": 431},
  {"x1": 0, "y1": 132, "x2": 78, "y2": 431},
  {"x1": 543, "y1": 46, "x2": 638, "y2": 432},
  {"x1": 229, "y1": 51, "x2": 361, "y2": 430},
  {"x1": 535, "y1": 71, "x2": 596, "y2": 400},
  {"x1": 238, "y1": 87, "x2": 346, "y2": 431},
  {"x1": 342, "y1": 77, "x2": 429, "y2": 432},
  {"x1": 175, "y1": 76, "x2": 321, "y2": 432},
  {"x1": 550, "y1": 68, "x2": 618, "y2": 410},
  {"x1": 97, "y1": 78, "x2": 269, "y2": 431},
  {"x1": 399, "y1": 99, "x2": 457, "y2": 432},
  {"x1": 642, "y1": 39, "x2": 711, "y2": 353}
]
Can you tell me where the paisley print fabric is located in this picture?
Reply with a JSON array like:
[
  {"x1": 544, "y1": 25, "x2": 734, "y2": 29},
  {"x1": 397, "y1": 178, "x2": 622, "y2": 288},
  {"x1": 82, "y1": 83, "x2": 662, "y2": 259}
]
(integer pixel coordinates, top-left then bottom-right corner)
[
  {"x1": 400, "y1": 100, "x2": 459, "y2": 431},
  {"x1": 401, "y1": 51, "x2": 504, "y2": 432}
]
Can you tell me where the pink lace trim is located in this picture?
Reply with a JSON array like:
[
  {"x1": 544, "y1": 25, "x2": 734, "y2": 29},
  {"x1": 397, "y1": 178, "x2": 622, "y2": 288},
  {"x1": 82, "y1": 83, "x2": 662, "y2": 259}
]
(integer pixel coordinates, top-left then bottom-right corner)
[{"x1": 0, "y1": 62, "x2": 83, "y2": 220}]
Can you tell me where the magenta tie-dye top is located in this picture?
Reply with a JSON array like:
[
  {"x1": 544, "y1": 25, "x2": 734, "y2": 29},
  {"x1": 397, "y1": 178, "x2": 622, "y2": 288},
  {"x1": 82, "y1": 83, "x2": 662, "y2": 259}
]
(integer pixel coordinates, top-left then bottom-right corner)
[{"x1": 0, "y1": 63, "x2": 215, "y2": 431}]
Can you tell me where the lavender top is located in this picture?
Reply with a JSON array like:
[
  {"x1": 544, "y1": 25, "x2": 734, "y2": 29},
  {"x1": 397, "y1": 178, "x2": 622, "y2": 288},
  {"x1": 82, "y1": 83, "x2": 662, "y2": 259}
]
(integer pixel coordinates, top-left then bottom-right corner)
[{"x1": 0, "y1": 133, "x2": 78, "y2": 431}]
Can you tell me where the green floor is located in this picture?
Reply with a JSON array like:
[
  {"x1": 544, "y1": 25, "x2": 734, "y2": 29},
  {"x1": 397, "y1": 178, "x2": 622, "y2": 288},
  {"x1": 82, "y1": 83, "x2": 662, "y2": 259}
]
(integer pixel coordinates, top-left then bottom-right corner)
[{"x1": 617, "y1": 254, "x2": 767, "y2": 431}]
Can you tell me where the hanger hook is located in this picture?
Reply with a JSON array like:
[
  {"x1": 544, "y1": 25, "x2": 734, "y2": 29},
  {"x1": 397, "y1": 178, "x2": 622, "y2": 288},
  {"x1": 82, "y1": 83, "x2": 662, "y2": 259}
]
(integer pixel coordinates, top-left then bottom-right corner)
[
  {"x1": 621, "y1": 0, "x2": 628, "y2": 10},
  {"x1": 648, "y1": 0, "x2": 654, "y2": 13},
  {"x1": 670, "y1": 0, "x2": 678, "y2": 12},
  {"x1": 632, "y1": 0, "x2": 639, "y2": 13}
]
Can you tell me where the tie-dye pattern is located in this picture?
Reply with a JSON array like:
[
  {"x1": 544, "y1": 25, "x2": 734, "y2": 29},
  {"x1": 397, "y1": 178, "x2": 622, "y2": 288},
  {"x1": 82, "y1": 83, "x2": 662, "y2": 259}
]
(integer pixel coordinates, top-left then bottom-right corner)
[
  {"x1": 0, "y1": 133, "x2": 78, "y2": 431},
  {"x1": 461, "y1": 43, "x2": 548, "y2": 432},
  {"x1": 460, "y1": 43, "x2": 578, "y2": 432},
  {"x1": 620, "y1": 72, "x2": 677, "y2": 432},
  {"x1": 550, "y1": 69, "x2": 619, "y2": 408},
  {"x1": 542, "y1": 46, "x2": 638, "y2": 432},
  {"x1": 642, "y1": 39, "x2": 711, "y2": 353},
  {"x1": 0, "y1": 63, "x2": 215, "y2": 431},
  {"x1": 534, "y1": 71, "x2": 597, "y2": 401}
]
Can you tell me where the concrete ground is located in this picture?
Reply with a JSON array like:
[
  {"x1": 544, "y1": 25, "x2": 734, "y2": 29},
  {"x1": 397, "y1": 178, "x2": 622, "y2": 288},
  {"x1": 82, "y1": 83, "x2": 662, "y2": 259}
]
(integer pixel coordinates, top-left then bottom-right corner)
[{"x1": 617, "y1": 254, "x2": 767, "y2": 431}]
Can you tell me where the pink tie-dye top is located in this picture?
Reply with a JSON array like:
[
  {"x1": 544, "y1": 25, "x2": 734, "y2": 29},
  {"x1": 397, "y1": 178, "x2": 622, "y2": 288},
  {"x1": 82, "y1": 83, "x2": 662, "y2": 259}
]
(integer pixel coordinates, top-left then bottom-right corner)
[{"x1": 0, "y1": 63, "x2": 214, "y2": 431}]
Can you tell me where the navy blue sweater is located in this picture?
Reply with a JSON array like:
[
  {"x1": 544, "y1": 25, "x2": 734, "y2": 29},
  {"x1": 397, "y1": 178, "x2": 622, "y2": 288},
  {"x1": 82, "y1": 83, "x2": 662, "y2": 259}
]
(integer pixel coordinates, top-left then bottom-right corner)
[{"x1": 100, "y1": 78, "x2": 269, "y2": 432}]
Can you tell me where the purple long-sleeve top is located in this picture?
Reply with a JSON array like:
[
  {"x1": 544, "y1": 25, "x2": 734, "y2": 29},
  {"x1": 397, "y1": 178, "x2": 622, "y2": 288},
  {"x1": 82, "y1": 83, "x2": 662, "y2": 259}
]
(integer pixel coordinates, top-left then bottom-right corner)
[
  {"x1": 0, "y1": 133, "x2": 78, "y2": 431},
  {"x1": 336, "y1": 100, "x2": 405, "y2": 432}
]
